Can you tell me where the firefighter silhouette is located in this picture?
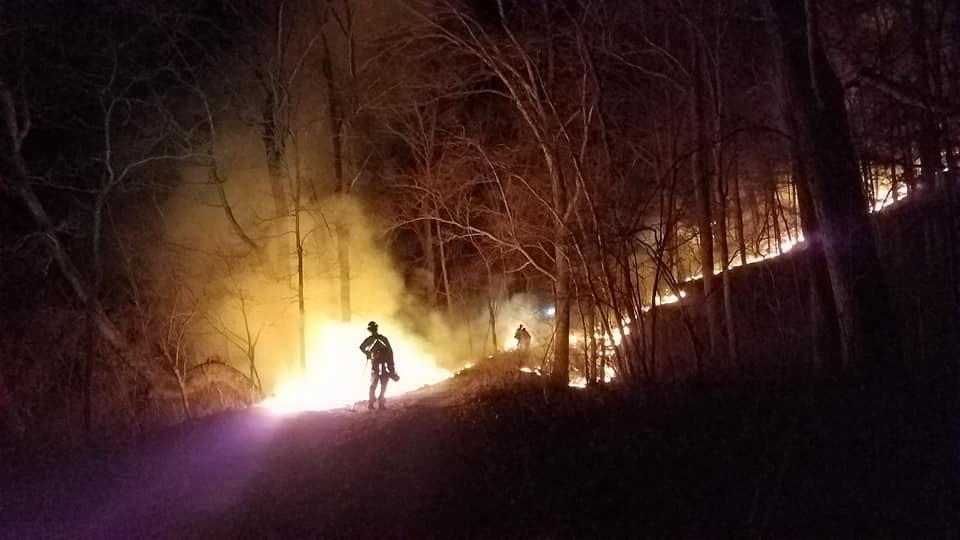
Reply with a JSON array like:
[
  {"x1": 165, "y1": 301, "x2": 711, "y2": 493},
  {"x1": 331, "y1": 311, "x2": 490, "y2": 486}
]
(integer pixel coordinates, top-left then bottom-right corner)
[
  {"x1": 515, "y1": 324, "x2": 532, "y2": 355},
  {"x1": 359, "y1": 321, "x2": 398, "y2": 410}
]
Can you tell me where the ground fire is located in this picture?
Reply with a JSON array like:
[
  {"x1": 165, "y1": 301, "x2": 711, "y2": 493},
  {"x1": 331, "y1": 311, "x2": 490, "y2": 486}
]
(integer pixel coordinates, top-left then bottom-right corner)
[
  {"x1": 1, "y1": 0, "x2": 956, "y2": 537},
  {"x1": 260, "y1": 319, "x2": 451, "y2": 414}
]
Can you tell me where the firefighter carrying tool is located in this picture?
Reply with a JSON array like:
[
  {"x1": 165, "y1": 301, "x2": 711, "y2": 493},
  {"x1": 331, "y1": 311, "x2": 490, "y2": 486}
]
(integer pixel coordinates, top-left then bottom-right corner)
[{"x1": 359, "y1": 321, "x2": 398, "y2": 410}]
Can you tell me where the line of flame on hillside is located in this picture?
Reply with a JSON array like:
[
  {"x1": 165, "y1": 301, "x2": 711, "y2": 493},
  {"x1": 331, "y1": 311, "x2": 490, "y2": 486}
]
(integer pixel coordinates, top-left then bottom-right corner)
[{"x1": 262, "y1": 173, "x2": 917, "y2": 415}]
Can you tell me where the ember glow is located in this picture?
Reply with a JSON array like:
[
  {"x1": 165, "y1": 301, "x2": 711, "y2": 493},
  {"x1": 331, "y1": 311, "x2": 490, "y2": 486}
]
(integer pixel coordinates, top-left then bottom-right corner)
[
  {"x1": 260, "y1": 319, "x2": 452, "y2": 414},
  {"x1": 647, "y1": 290, "x2": 688, "y2": 310},
  {"x1": 518, "y1": 364, "x2": 615, "y2": 389},
  {"x1": 569, "y1": 366, "x2": 617, "y2": 389}
]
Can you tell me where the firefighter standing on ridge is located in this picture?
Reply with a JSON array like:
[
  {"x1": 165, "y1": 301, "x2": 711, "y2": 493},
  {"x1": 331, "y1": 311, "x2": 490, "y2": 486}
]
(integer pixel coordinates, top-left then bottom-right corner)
[{"x1": 359, "y1": 321, "x2": 398, "y2": 410}]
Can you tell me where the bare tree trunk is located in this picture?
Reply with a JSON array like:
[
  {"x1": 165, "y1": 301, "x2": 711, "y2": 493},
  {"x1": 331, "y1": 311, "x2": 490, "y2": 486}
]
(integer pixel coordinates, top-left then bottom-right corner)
[
  {"x1": 540, "y1": 0, "x2": 554, "y2": 86},
  {"x1": 572, "y1": 237, "x2": 618, "y2": 378},
  {"x1": 767, "y1": 0, "x2": 899, "y2": 376},
  {"x1": 649, "y1": 189, "x2": 675, "y2": 381},
  {"x1": 709, "y1": 29, "x2": 737, "y2": 372},
  {"x1": 794, "y1": 155, "x2": 842, "y2": 374},
  {"x1": 209, "y1": 167, "x2": 258, "y2": 250},
  {"x1": 322, "y1": 32, "x2": 345, "y2": 195},
  {"x1": 322, "y1": 26, "x2": 353, "y2": 322},
  {"x1": 514, "y1": 0, "x2": 571, "y2": 383},
  {"x1": 618, "y1": 254, "x2": 646, "y2": 380},
  {"x1": 295, "y1": 179, "x2": 307, "y2": 374},
  {"x1": 479, "y1": 251, "x2": 499, "y2": 352},
  {"x1": 239, "y1": 294, "x2": 262, "y2": 396},
  {"x1": 910, "y1": 0, "x2": 945, "y2": 191},
  {"x1": 732, "y1": 165, "x2": 748, "y2": 266},
  {"x1": 551, "y1": 156, "x2": 571, "y2": 386},
  {"x1": 261, "y1": 92, "x2": 291, "y2": 276},
  {"x1": 336, "y1": 225, "x2": 351, "y2": 322},
  {"x1": 247, "y1": 347, "x2": 260, "y2": 396},
  {"x1": 747, "y1": 189, "x2": 764, "y2": 259},
  {"x1": 83, "y1": 190, "x2": 109, "y2": 433},
  {"x1": 903, "y1": 142, "x2": 918, "y2": 194},
  {"x1": 890, "y1": 161, "x2": 899, "y2": 203},
  {"x1": 585, "y1": 298, "x2": 598, "y2": 383},
  {"x1": 438, "y1": 222, "x2": 455, "y2": 323},
  {"x1": 423, "y1": 217, "x2": 437, "y2": 304},
  {"x1": 262, "y1": 93, "x2": 288, "y2": 219},
  {"x1": 691, "y1": 37, "x2": 720, "y2": 370},
  {"x1": 775, "y1": 186, "x2": 793, "y2": 244},
  {"x1": 488, "y1": 298, "x2": 498, "y2": 353},
  {"x1": 768, "y1": 163, "x2": 784, "y2": 254},
  {"x1": 717, "y1": 177, "x2": 739, "y2": 371},
  {"x1": 175, "y1": 372, "x2": 191, "y2": 420}
]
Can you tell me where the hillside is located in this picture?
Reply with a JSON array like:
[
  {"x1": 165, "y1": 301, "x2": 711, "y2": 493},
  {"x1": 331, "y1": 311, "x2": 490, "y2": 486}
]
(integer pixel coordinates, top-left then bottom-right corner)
[{"x1": 1, "y1": 369, "x2": 953, "y2": 538}]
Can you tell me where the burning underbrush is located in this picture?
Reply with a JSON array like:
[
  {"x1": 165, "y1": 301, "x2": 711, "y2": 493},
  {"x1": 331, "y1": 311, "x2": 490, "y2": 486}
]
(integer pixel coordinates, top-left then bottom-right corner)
[
  {"x1": 259, "y1": 345, "x2": 616, "y2": 415},
  {"x1": 259, "y1": 318, "x2": 454, "y2": 414},
  {"x1": 434, "y1": 349, "x2": 618, "y2": 400},
  {"x1": 259, "y1": 350, "x2": 531, "y2": 414}
]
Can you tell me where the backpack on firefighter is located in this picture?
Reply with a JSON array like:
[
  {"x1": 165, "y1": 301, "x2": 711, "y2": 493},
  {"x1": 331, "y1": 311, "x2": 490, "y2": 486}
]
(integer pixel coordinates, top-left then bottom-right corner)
[{"x1": 368, "y1": 337, "x2": 399, "y2": 382}]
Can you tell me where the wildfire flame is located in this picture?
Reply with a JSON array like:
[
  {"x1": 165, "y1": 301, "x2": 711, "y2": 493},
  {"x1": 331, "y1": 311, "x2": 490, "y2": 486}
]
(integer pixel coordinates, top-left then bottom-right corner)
[
  {"x1": 517, "y1": 365, "x2": 616, "y2": 389},
  {"x1": 260, "y1": 319, "x2": 452, "y2": 414},
  {"x1": 569, "y1": 366, "x2": 617, "y2": 388}
]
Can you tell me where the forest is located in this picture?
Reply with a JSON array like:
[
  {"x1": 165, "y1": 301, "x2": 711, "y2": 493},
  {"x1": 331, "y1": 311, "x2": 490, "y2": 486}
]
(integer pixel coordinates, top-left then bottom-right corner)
[{"x1": 0, "y1": 0, "x2": 957, "y2": 536}]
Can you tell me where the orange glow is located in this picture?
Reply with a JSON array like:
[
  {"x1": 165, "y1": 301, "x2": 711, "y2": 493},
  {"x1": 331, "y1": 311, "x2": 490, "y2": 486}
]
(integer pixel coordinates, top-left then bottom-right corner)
[
  {"x1": 567, "y1": 366, "x2": 617, "y2": 388},
  {"x1": 260, "y1": 319, "x2": 451, "y2": 414}
]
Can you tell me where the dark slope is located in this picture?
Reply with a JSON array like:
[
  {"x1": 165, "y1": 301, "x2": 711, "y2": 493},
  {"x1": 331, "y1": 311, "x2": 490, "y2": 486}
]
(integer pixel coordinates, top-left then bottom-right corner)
[{"x1": 1, "y1": 373, "x2": 954, "y2": 539}]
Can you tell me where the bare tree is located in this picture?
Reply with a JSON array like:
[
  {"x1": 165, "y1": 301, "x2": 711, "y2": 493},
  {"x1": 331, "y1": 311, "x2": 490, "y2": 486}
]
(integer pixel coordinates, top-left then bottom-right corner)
[
  {"x1": 203, "y1": 260, "x2": 266, "y2": 399},
  {"x1": 766, "y1": 0, "x2": 899, "y2": 375},
  {"x1": 405, "y1": 0, "x2": 581, "y2": 383},
  {"x1": 0, "y1": 82, "x2": 124, "y2": 350}
]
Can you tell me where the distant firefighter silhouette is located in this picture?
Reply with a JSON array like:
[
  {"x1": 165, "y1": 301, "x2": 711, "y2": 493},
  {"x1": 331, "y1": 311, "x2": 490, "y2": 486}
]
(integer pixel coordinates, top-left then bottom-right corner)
[
  {"x1": 359, "y1": 321, "x2": 398, "y2": 410},
  {"x1": 514, "y1": 324, "x2": 532, "y2": 352}
]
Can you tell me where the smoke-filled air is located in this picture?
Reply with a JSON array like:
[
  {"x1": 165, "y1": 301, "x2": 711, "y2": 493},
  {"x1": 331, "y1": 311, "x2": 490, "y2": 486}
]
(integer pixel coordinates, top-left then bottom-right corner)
[
  {"x1": 164, "y1": 152, "x2": 459, "y2": 411},
  {"x1": 1, "y1": 0, "x2": 957, "y2": 535}
]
